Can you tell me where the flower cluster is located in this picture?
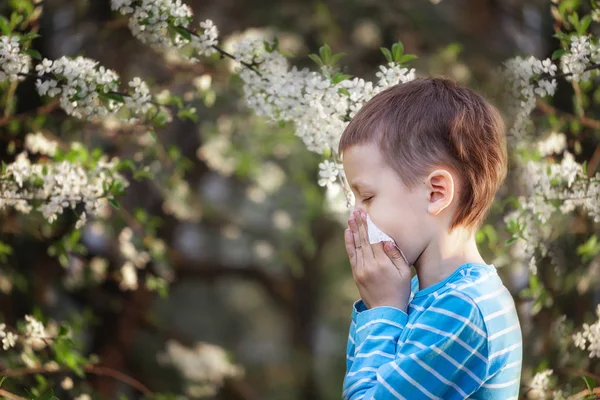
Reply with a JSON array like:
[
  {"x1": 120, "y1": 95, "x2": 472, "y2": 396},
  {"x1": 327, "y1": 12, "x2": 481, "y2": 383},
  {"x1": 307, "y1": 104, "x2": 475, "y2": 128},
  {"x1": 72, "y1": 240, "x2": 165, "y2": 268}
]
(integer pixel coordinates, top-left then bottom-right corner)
[
  {"x1": 0, "y1": 36, "x2": 31, "y2": 82},
  {"x1": 560, "y1": 35, "x2": 600, "y2": 82},
  {"x1": 0, "y1": 143, "x2": 126, "y2": 226},
  {"x1": 229, "y1": 33, "x2": 415, "y2": 160},
  {"x1": 0, "y1": 323, "x2": 18, "y2": 350},
  {"x1": 318, "y1": 160, "x2": 342, "y2": 188},
  {"x1": 25, "y1": 132, "x2": 59, "y2": 156},
  {"x1": 35, "y1": 56, "x2": 120, "y2": 120},
  {"x1": 111, "y1": 0, "x2": 218, "y2": 57},
  {"x1": 529, "y1": 369, "x2": 554, "y2": 399},
  {"x1": 159, "y1": 340, "x2": 243, "y2": 397},
  {"x1": 572, "y1": 304, "x2": 600, "y2": 358},
  {"x1": 502, "y1": 56, "x2": 557, "y2": 139},
  {"x1": 118, "y1": 227, "x2": 151, "y2": 291}
]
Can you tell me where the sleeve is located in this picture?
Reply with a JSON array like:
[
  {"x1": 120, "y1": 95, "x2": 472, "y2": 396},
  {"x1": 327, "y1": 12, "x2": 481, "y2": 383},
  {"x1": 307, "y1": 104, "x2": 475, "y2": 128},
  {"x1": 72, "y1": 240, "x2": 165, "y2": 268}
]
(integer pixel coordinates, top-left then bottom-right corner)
[
  {"x1": 345, "y1": 300, "x2": 368, "y2": 372},
  {"x1": 342, "y1": 291, "x2": 489, "y2": 400}
]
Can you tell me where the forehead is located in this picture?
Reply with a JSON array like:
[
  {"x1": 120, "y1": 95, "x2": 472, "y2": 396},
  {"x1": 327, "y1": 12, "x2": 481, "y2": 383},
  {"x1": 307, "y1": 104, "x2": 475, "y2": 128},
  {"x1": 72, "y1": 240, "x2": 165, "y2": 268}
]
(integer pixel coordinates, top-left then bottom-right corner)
[{"x1": 342, "y1": 143, "x2": 388, "y2": 184}]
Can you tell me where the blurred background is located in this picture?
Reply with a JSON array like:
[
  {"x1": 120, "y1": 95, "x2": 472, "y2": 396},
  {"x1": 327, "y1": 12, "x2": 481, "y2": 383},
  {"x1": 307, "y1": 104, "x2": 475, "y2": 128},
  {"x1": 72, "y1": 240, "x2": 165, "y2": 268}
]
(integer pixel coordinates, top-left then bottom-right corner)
[{"x1": 1, "y1": 0, "x2": 599, "y2": 399}]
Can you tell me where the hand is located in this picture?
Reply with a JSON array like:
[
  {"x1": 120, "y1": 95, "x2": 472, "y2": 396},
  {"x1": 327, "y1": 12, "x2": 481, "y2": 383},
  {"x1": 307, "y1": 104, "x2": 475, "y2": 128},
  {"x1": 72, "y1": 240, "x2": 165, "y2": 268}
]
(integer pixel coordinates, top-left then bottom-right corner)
[{"x1": 345, "y1": 210, "x2": 412, "y2": 312}]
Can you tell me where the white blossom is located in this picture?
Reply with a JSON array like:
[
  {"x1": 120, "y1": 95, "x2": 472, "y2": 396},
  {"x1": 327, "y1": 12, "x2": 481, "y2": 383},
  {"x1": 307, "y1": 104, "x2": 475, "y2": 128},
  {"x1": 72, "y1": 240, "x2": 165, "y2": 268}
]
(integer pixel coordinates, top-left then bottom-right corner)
[
  {"x1": 119, "y1": 261, "x2": 138, "y2": 291},
  {"x1": 537, "y1": 132, "x2": 567, "y2": 157},
  {"x1": 35, "y1": 56, "x2": 121, "y2": 121},
  {"x1": 0, "y1": 148, "x2": 125, "y2": 224},
  {"x1": 0, "y1": 323, "x2": 17, "y2": 350},
  {"x1": 119, "y1": 227, "x2": 151, "y2": 269},
  {"x1": 159, "y1": 340, "x2": 243, "y2": 395},
  {"x1": 572, "y1": 305, "x2": 600, "y2": 358},
  {"x1": 318, "y1": 160, "x2": 341, "y2": 187},
  {"x1": 125, "y1": 77, "x2": 153, "y2": 121},
  {"x1": 529, "y1": 369, "x2": 554, "y2": 399},
  {"x1": 502, "y1": 56, "x2": 557, "y2": 139},
  {"x1": 25, "y1": 132, "x2": 58, "y2": 156},
  {"x1": 560, "y1": 36, "x2": 600, "y2": 82},
  {"x1": 0, "y1": 36, "x2": 31, "y2": 82}
]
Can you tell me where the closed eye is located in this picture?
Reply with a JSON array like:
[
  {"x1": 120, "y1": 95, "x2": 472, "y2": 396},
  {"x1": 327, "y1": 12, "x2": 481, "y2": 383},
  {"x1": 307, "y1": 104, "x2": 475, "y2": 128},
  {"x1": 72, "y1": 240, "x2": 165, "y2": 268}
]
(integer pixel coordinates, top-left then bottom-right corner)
[{"x1": 362, "y1": 196, "x2": 374, "y2": 204}]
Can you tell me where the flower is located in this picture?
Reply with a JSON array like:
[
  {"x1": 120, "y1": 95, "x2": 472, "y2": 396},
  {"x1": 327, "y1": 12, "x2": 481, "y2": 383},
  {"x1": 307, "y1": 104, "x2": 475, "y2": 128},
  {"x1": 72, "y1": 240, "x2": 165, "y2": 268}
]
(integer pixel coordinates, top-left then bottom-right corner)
[{"x1": 0, "y1": 36, "x2": 31, "y2": 82}]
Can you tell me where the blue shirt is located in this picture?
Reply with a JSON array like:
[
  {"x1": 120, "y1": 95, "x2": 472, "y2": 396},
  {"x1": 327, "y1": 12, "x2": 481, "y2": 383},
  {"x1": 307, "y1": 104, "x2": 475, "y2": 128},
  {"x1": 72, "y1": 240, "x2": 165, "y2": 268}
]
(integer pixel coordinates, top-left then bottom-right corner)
[{"x1": 343, "y1": 263, "x2": 522, "y2": 399}]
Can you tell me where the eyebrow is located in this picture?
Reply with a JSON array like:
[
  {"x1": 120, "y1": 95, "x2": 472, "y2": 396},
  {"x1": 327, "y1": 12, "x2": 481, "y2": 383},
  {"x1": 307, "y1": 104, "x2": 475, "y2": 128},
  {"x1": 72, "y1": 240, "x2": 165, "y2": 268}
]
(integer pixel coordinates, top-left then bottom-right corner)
[{"x1": 350, "y1": 181, "x2": 371, "y2": 192}]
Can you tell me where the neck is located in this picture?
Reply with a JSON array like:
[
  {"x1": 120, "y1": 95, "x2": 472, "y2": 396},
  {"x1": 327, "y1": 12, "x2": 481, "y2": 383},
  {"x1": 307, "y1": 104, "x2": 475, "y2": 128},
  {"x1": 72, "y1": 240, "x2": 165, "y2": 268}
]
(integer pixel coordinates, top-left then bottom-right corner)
[{"x1": 413, "y1": 226, "x2": 485, "y2": 290}]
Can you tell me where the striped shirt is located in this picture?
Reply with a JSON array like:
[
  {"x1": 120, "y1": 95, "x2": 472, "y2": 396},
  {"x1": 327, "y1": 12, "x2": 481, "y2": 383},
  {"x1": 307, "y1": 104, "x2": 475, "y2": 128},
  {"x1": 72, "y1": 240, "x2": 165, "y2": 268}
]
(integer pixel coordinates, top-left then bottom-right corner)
[{"x1": 343, "y1": 263, "x2": 522, "y2": 400}]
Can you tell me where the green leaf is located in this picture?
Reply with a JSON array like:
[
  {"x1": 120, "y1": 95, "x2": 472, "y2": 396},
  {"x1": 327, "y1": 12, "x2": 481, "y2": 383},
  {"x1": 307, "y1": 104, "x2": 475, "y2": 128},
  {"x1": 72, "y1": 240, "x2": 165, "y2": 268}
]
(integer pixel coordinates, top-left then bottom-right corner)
[
  {"x1": 551, "y1": 49, "x2": 567, "y2": 60},
  {"x1": 20, "y1": 32, "x2": 41, "y2": 42},
  {"x1": 319, "y1": 44, "x2": 332, "y2": 64},
  {"x1": 505, "y1": 236, "x2": 518, "y2": 245},
  {"x1": 58, "y1": 325, "x2": 69, "y2": 337},
  {"x1": 308, "y1": 53, "x2": 324, "y2": 67},
  {"x1": 582, "y1": 375, "x2": 596, "y2": 392},
  {"x1": 0, "y1": 376, "x2": 6, "y2": 388},
  {"x1": 392, "y1": 42, "x2": 404, "y2": 61},
  {"x1": 331, "y1": 72, "x2": 352, "y2": 84},
  {"x1": 0, "y1": 16, "x2": 10, "y2": 35},
  {"x1": 24, "y1": 48, "x2": 41, "y2": 60},
  {"x1": 330, "y1": 52, "x2": 346, "y2": 65},
  {"x1": 108, "y1": 198, "x2": 120, "y2": 209},
  {"x1": 38, "y1": 389, "x2": 56, "y2": 400},
  {"x1": 171, "y1": 25, "x2": 191, "y2": 41},
  {"x1": 398, "y1": 54, "x2": 418, "y2": 64},
  {"x1": 380, "y1": 47, "x2": 393, "y2": 63},
  {"x1": 338, "y1": 88, "x2": 350, "y2": 97},
  {"x1": 102, "y1": 92, "x2": 125, "y2": 103},
  {"x1": 578, "y1": 15, "x2": 592, "y2": 34}
]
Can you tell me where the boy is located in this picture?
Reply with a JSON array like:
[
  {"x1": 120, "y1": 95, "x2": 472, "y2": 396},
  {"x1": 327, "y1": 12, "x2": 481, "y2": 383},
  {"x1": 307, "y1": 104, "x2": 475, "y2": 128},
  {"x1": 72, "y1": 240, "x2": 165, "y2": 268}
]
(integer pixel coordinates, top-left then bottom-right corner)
[{"x1": 340, "y1": 78, "x2": 521, "y2": 399}]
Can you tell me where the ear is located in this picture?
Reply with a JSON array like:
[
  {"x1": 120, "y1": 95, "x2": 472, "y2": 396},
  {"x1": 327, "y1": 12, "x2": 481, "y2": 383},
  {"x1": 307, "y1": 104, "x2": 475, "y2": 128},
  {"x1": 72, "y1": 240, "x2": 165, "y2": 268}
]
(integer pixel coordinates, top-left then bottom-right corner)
[{"x1": 424, "y1": 169, "x2": 455, "y2": 216}]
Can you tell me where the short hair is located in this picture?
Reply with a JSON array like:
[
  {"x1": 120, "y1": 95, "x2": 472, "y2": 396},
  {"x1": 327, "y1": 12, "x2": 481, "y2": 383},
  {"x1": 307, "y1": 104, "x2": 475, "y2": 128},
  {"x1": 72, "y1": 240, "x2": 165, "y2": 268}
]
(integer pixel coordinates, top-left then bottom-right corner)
[{"x1": 338, "y1": 77, "x2": 507, "y2": 230}]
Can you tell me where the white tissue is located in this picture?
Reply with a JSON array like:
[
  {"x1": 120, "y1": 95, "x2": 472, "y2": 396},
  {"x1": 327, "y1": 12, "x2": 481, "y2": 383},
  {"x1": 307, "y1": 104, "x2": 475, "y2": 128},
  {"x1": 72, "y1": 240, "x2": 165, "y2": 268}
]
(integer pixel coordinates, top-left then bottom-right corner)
[
  {"x1": 366, "y1": 214, "x2": 394, "y2": 244},
  {"x1": 365, "y1": 214, "x2": 410, "y2": 265}
]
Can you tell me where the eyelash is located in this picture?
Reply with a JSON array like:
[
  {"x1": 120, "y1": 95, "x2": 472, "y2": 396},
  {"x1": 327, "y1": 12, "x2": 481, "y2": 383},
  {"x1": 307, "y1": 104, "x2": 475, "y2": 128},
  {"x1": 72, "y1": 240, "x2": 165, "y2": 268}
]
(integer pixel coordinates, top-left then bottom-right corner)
[{"x1": 362, "y1": 196, "x2": 374, "y2": 204}]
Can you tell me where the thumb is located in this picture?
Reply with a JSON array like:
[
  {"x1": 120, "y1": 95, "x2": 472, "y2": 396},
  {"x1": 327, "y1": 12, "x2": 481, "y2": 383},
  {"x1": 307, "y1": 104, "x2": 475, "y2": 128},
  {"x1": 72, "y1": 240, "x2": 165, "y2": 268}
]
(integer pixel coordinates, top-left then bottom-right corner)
[{"x1": 384, "y1": 241, "x2": 410, "y2": 268}]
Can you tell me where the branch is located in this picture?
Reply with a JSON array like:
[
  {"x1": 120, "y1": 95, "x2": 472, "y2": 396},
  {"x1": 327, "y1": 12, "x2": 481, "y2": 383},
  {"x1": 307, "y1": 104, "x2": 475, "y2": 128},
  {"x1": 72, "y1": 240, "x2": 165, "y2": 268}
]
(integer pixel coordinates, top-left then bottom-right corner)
[
  {"x1": 0, "y1": 365, "x2": 153, "y2": 396},
  {"x1": 0, "y1": 100, "x2": 60, "y2": 128},
  {"x1": 0, "y1": 389, "x2": 27, "y2": 400},
  {"x1": 540, "y1": 62, "x2": 600, "y2": 81},
  {"x1": 183, "y1": 27, "x2": 262, "y2": 76},
  {"x1": 536, "y1": 98, "x2": 600, "y2": 130}
]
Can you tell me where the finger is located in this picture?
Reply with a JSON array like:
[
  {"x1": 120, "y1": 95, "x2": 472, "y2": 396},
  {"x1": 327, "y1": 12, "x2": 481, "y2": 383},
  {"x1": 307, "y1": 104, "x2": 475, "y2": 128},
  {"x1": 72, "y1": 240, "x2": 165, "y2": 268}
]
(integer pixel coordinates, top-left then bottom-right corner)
[
  {"x1": 356, "y1": 211, "x2": 375, "y2": 261},
  {"x1": 344, "y1": 228, "x2": 356, "y2": 266},
  {"x1": 383, "y1": 241, "x2": 411, "y2": 275},
  {"x1": 348, "y1": 215, "x2": 365, "y2": 274}
]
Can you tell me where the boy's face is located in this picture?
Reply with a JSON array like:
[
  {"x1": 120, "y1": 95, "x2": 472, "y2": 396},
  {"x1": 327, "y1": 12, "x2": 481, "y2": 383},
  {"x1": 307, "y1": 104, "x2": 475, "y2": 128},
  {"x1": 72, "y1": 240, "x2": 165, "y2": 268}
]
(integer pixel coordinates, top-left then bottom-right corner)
[{"x1": 342, "y1": 142, "x2": 431, "y2": 264}]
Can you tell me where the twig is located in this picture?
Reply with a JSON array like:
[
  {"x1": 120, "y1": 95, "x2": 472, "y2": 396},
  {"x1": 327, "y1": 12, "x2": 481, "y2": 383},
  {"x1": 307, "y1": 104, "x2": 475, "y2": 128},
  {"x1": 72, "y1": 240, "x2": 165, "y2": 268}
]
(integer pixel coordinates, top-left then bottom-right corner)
[
  {"x1": 0, "y1": 389, "x2": 27, "y2": 400},
  {"x1": 536, "y1": 99, "x2": 600, "y2": 130},
  {"x1": 0, "y1": 100, "x2": 60, "y2": 128},
  {"x1": 0, "y1": 365, "x2": 153, "y2": 396}
]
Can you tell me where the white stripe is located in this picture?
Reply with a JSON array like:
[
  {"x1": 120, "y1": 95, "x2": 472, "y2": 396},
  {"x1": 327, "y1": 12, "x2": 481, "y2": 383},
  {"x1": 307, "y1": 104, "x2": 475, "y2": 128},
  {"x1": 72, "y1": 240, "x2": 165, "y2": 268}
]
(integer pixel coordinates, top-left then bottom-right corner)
[
  {"x1": 489, "y1": 323, "x2": 520, "y2": 340},
  {"x1": 356, "y1": 350, "x2": 395, "y2": 359},
  {"x1": 501, "y1": 360, "x2": 522, "y2": 370},
  {"x1": 409, "y1": 353, "x2": 469, "y2": 398},
  {"x1": 355, "y1": 335, "x2": 396, "y2": 353},
  {"x1": 346, "y1": 367, "x2": 378, "y2": 377},
  {"x1": 447, "y1": 290, "x2": 478, "y2": 309},
  {"x1": 348, "y1": 334, "x2": 355, "y2": 344},
  {"x1": 489, "y1": 342, "x2": 522, "y2": 359},
  {"x1": 410, "y1": 295, "x2": 485, "y2": 339},
  {"x1": 377, "y1": 372, "x2": 406, "y2": 399},
  {"x1": 448, "y1": 274, "x2": 490, "y2": 290},
  {"x1": 482, "y1": 377, "x2": 520, "y2": 388},
  {"x1": 505, "y1": 397, "x2": 518, "y2": 400},
  {"x1": 475, "y1": 287, "x2": 505, "y2": 303},
  {"x1": 407, "y1": 322, "x2": 488, "y2": 363},
  {"x1": 389, "y1": 363, "x2": 442, "y2": 400},
  {"x1": 484, "y1": 305, "x2": 515, "y2": 321},
  {"x1": 427, "y1": 306, "x2": 487, "y2": 337},
  {"x1": 343, "y1": 377, "x2": 375, "y2": 398},
  {"x1": 405, "y1": 340, "x2": 483, "y2": 385},
  {"x1": 356, "y1": 319, "x2": 405, "y2": 333},
  {"x1": 347, "y1": 355, "x2": 355, "y2": 361}
]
